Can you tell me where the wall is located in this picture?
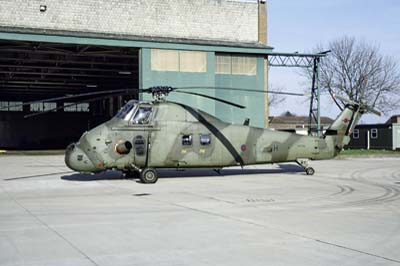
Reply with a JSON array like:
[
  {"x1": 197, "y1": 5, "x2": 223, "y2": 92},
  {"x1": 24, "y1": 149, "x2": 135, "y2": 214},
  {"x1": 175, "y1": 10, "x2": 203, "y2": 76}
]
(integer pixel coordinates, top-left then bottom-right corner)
[
  {"x1": 215, "y1": 56, "x2": 265, "y2": 128},
  {"x1": 140, "y1": 48, "x2": 216, "y2": 116},
  {"x1": 347, "y1": 125, "x2": 393, "y2": 150},
  {"x1": 0, "y1": 0, "x2": 258, "y2": 44},
  {"x1": 140, "y1": 48, "x2": 266, "y2": 128}
]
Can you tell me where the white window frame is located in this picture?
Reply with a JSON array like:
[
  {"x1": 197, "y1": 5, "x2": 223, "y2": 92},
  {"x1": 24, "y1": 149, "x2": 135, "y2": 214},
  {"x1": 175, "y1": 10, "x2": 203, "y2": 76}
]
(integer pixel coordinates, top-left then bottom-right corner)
[
  {"x1": 371, "y1": 128, "x2": 378, "y2": 139},
  {"x1": 353, "y1": 129, "x2": 359, "y2": 139}
]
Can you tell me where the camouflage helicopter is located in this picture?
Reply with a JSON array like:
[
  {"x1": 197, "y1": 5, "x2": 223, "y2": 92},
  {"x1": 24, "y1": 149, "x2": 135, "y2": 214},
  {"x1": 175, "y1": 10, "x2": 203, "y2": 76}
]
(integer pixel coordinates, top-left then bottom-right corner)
[{"x1": 50, "y1": 86, "x2": 379, "y2": 184}]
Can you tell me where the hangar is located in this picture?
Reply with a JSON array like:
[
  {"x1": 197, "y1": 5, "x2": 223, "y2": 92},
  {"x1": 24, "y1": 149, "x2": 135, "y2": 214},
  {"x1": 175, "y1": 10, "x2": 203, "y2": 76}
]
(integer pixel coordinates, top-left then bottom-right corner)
[
  {"x1": 0, "y1": 0, "x2": 273, "y2": 149},
  {"x1": 0, "y1": 0, "x2": 328, "y2": 149}
]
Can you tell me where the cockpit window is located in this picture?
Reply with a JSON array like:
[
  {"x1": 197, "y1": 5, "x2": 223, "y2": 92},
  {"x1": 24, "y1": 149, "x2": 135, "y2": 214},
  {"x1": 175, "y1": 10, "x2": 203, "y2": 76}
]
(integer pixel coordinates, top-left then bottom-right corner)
[
  {"x1": 132, "y1": 107, "x2": 153, "y2": 124},
  {"x1": 115, "y1": 100, "x2": 138, "y2": 119}
]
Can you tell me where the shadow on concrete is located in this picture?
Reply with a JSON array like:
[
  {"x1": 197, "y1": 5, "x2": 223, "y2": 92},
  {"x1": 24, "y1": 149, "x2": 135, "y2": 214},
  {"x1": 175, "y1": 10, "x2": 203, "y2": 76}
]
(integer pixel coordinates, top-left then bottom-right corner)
[{"x1": 61, "y1": 163, "x2": 304, "y2": 182}]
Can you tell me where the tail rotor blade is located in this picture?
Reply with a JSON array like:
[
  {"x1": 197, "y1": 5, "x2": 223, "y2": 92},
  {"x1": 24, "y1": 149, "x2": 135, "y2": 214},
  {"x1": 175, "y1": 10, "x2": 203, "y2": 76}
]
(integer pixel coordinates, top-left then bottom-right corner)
[{"x1": 332, "y1": 94, "x2": 382, "y2": 116}]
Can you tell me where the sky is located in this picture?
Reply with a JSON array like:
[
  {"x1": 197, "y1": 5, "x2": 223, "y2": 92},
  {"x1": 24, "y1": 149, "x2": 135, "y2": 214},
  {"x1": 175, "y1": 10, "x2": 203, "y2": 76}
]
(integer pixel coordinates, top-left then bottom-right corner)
[{"x1": 267, "y1": 0, "x2": 400, "y2": 123}]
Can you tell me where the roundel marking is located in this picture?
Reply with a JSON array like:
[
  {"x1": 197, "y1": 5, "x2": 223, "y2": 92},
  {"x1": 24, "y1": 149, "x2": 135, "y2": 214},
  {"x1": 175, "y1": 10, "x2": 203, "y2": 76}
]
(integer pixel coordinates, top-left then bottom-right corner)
[{"x1": 241, "y1": 144, "x2": 247, "y2": 152}]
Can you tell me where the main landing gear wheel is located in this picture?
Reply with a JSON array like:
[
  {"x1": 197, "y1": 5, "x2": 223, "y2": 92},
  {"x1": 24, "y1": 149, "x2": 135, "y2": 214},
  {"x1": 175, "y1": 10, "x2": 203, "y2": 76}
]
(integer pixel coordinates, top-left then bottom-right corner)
[
  {"x1": 140, "y1": 168, "x2": 158, "y2": 184},
  {"x1": 305, "y1": 167, "x2": 315, "y2": 176}
]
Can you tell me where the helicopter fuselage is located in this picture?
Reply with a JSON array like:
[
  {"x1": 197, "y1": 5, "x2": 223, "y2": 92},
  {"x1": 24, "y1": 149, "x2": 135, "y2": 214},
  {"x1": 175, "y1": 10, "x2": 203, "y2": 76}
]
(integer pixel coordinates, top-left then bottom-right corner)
[{"x1": 65, "y1": 100, "x2": 343, "y2": 177}]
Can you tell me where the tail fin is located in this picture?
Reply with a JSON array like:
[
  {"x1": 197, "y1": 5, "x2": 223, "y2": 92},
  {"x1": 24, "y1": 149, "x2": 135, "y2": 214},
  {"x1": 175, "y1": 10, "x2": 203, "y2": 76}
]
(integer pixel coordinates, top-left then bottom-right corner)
[{"x1": 324, "y1": 104, "x2": 363, "y2": 150}]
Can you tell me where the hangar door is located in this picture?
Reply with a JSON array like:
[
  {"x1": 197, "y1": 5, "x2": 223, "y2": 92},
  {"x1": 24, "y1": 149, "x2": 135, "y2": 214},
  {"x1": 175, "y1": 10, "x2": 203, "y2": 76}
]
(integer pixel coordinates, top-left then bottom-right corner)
[{"x1": 0, "y1": 40, "x2": 139, "y2": 149}]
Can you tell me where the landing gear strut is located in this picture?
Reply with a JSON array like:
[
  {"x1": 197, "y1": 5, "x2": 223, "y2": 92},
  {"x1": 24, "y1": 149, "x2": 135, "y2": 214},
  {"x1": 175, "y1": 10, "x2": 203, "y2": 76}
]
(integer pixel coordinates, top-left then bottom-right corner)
[{"x1": 296, "y1": 158, "x2": 315, "y2": 175}]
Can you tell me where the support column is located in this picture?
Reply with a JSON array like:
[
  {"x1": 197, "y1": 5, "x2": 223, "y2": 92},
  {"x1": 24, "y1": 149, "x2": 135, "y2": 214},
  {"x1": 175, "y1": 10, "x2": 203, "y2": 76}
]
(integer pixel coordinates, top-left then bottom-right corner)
[
  {"x1": 258, "y1": 1, "x2": 267, "y2": 44},
  {"x1": 308, "y1": 58, "x2": 321, "y2": 136},
  {"x1": 259, "y1": 0, "x2": 268, "y2": 127}
]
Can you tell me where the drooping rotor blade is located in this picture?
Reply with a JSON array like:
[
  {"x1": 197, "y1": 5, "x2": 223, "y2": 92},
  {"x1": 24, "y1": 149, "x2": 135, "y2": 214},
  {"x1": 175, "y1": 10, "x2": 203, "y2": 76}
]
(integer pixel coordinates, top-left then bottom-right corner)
[
  {"x1": 174, "y1": 90, "x2": 245, "y2": 109},
  {"x1": 1, "y1": 88, "x2": 140, "y2": 111},
  {"x1": 4, "y1": 171, "x2": 74, "y2": 181},
  {"x1": 24, "y1": 91, "x2": 136, "y2": 118},
  {"x1": 175, "y1": 86, "x2": 308, "y2": 97},
  {"x1": 333, "y1": 94, "x2": 382, "y2": 116},
  {"x1": 328, "y1": 89, "x2": 343, "y2": 111}
]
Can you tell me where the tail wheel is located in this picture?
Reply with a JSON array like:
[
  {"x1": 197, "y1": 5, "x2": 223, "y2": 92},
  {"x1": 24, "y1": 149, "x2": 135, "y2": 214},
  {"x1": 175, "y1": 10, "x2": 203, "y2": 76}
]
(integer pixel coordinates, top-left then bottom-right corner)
[
  {"x1": 140, "y1": 168, "x2": 158, "y2": 184},
  {"x1": 305, "y1": 167, "x2": 315, "y2": 175}
]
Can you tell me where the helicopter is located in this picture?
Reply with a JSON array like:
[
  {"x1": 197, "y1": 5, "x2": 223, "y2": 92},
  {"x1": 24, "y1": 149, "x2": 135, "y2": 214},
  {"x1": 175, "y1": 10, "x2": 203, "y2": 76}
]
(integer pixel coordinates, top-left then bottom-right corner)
[{"x1": 51, "y1": 85, "x2": 379, "y2": 184}]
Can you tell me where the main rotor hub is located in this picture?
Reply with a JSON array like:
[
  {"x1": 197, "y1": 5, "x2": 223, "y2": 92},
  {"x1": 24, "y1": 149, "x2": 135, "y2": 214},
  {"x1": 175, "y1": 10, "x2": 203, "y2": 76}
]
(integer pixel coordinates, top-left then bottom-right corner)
[{"x1": 147, "y1": 86, "x2": 174, "y2": 102}]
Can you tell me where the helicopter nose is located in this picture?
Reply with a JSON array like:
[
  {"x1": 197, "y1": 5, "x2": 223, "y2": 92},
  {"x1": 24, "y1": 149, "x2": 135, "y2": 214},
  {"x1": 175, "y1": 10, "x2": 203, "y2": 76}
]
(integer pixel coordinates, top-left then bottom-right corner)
[{"x1": 65, "y1": 143, "x2": 98, "y2": 172}]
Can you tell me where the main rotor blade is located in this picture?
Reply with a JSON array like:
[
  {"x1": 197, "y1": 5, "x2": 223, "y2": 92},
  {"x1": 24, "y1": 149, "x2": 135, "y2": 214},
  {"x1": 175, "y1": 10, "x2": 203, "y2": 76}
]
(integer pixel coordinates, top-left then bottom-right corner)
[
  {"x1": 328, "y1": 89, "x2": 343, "y2": 111},
  {"x1": 1, "y1": 88, "x2": 140, "y2": 111},
  {"x1": 174, "y1": 90, "x2": 245, "y2": 109},
  {"x1": 175, "y1": 86, "x2": 308, "y2": 96},
  {"x1": 4, "y1": 171, "x2": 74, "y2": 181}
]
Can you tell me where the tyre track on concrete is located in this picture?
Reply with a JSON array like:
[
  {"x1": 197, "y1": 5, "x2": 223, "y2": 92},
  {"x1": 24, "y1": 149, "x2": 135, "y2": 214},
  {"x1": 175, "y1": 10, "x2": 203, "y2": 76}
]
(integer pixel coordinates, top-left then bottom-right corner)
[{"x1": 341, "y1": 167, "x2": 400, "y2": 207}]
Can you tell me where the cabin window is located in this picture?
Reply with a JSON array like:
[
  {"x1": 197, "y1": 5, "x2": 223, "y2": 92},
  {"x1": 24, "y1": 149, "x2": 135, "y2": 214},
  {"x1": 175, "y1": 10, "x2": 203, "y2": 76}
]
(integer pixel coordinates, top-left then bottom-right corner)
[
  {"x1": 115, "y1": 100, "x2": 138, "y2": 119},
  {"x1": 132, "y1": 107, "x2": 152, "y2": 124},
  {"x1": 353, "y1": 129, "x2": 359, "y2": 139},
  {"x1": 182, "y1": 135, "x2": 192, "y2": 146},
  {"x1": 200, "y1": 134, "x2": 211, "y2": 145},
  {"x1": 371, "y1": 128, "x2": 378, "y2": 139}
]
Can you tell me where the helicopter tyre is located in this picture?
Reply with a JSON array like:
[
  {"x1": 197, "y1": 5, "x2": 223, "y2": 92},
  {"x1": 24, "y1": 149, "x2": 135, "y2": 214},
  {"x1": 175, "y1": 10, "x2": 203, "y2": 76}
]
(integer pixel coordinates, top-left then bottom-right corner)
[
  {"x1": 305, "y1": 167, "x2": 315, "y2": 176},
  {"x1": 140, "y1": 168, "x2": 158, "y2": 184}
]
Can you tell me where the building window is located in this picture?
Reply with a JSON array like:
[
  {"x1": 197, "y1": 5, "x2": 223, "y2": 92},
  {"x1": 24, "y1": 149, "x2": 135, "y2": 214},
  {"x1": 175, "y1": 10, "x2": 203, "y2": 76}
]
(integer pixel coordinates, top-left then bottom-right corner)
[
  {"x1": 353, "y1": 129, "x2": 359, "y2": 139},
  {"x1": 151, "y1": 49, "x2": 207, "y2": 72},
  {"x1": 151, "y1": 49, "x2": 179, "y2": 72},
  {"x1": 371, "y1": 128, "x2": 378, "y2": 139},
  {"x1": 64, "y1": 103, "x2": 89, "y2": 112},
  {"x1": 200, "y1": 134, "x2": 211, "y2": 145},
  {"x1": 182, "y1": 135, "x2": 192, "y2": 146},
  {"x1": 30, "y1": 103, "x2": 44, "y2": 112},
  {"x1": 29, "y1": 102, "x2": 57, "y2": 112},
  {"x1": 215, "y1": 54, "x2": 231, "y2": 74},
  {"x1": 216, "y1": 54, "x2": 257, "y2": 75},
  {"x1": 179, "y1": 51, "x2": 207, "y2": 72},
  {"x1": 0, "y1": 101, "x2": 23, "y2": 111},
  {"x1": 44, "y1": 102, "x2": 56, "y2": 112},
  {"x1": 232, "y1": 55, "x2": 257, "y2": 75}
]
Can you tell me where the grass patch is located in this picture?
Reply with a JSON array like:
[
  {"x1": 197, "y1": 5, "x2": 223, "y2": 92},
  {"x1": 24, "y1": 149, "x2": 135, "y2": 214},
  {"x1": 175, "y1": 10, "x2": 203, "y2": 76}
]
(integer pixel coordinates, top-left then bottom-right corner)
[{"x1": 341, "y1": 149, "x2": 400, "y2": 156}]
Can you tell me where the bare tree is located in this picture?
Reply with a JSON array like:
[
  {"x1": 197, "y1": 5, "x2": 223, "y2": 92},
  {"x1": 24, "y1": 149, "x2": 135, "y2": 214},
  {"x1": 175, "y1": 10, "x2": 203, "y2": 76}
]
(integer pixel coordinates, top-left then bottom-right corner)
[
  {"x1": 268, "y1": 84, "x2": 286, "y2": 107},
  {"x1": 311, "y1": 36, "x2": 400, "y2": 112}
]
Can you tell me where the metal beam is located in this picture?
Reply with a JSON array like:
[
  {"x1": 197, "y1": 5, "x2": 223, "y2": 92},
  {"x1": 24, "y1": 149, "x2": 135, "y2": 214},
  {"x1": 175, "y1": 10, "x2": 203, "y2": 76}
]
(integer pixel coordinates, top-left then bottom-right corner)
[
  {"x1": 0, "y1": 31, "x2": 274, "y2": 54},
  {"x1": 266, "y1": 52, "x2": 327, "y2": 68}
]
